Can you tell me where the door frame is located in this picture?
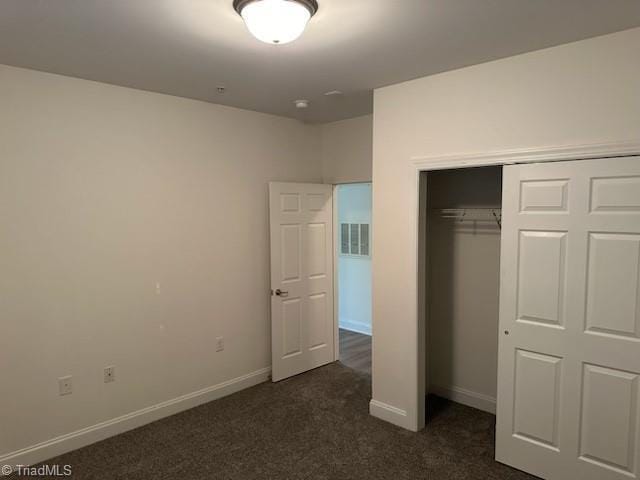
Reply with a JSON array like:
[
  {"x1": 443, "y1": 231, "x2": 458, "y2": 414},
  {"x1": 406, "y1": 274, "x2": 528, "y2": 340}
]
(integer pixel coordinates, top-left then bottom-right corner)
[
  {"x1": 405, "y1": 140, "x2": 640, "y2": 432},
  {"x1": 333, "y1": 185, "x2": 340, "y2": 361}
]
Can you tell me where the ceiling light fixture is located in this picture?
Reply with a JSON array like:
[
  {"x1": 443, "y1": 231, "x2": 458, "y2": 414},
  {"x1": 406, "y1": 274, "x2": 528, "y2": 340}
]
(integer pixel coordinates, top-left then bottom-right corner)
[{"x1": 233, "y1": 0, "x2": 318, "y2": 45}]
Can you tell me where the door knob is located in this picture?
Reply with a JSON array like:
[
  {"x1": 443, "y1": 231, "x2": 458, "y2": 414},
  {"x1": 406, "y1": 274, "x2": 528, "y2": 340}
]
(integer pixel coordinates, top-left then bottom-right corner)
[{"x1": 275, "y1": 289, "x2": 289, "y2": 297}]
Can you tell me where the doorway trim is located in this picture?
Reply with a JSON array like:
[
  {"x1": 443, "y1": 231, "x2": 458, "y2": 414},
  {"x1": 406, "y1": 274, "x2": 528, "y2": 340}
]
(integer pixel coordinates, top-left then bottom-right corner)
[
  {"x1": 395, "y1": 140, "x2": 640, "y2": 432},
  {"x1": 332, "y1": 185, "x2": 340, "y2": 362}
]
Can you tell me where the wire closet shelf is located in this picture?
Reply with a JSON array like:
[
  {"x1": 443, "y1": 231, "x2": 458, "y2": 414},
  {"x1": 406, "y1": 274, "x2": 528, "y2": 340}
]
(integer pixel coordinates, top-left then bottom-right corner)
[{"x1": 434, "y1": 208, "x2": 502, "y2": 228}]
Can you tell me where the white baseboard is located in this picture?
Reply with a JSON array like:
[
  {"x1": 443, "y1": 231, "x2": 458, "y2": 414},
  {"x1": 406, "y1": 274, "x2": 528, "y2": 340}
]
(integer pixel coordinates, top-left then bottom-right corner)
[
  {"x1": 429, "y1": 384, "x2": 496, "y2": 414},
  {"x1": 369, "y1": 399, "x2": 415, "y2": 430},
  {"x1": 339, "y1": 318, "x2": 371, "y2": 336},
  {"x1": 0, "y1": 367, "x2": 271, "y2": 468}
]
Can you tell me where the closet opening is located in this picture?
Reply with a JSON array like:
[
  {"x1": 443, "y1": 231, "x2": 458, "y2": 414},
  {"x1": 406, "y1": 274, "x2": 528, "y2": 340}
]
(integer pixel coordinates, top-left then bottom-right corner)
[{"x1": 422, "y1": 165, "x2": 503, "y2": 423}]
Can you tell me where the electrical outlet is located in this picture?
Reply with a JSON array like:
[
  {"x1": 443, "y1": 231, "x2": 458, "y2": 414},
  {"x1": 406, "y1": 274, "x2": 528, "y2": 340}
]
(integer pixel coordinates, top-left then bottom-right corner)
[
  {"x1": 58, "y1": 376, "x2": 73, "y2": 396},
  {"x1": 216, "y1": 336, "x2": 224, "y2": 352},
  {"x1": 104, "y1": 366, "x2": 115, "y2": 383}
]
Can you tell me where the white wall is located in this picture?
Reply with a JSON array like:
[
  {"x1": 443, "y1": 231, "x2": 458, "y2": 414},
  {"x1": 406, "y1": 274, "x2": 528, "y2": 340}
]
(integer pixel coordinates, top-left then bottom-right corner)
[
  {"x1": 371, "y1": 27, "x2": 640, "y2": 430},
  {"x1": 338, "y1": 183, "x2": 372, "y2": 335},
  {"x1": 321, "y1": 115, "x2": 373, "y2": 184},
  {"x1": 426, "y1": 167, "x2": 502, "y2": 413},
  {"x1": 0, "y1": 65, "x2": 322, "y2": 463}
]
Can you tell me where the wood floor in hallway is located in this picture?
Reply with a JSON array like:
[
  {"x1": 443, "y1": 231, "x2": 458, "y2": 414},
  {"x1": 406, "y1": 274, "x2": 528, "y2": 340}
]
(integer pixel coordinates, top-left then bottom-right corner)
[{"x1": 339, "y1": 328, "x2": 371, "y2": 375}]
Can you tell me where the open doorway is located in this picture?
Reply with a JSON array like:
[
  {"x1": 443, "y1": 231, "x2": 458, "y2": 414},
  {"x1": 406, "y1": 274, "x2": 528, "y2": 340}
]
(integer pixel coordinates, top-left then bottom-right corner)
[{"x1": 336, "y1": 183, "x2": 372, "y2": 375}]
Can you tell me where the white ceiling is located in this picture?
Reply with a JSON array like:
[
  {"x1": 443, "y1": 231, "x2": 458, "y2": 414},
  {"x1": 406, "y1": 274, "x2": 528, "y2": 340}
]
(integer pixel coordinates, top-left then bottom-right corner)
[{"x1": 1, "y1": 0, "x2": 639, "y2": 123}]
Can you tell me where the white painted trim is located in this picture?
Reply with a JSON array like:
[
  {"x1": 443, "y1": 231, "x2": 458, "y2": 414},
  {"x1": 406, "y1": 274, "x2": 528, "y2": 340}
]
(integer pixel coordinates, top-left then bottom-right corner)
[
  {"x1": 406, "y1": 164, "x2": 423, "y2": 433},
  {"x1": 332, "y1": 185, "x2": 340, "y2": 362},
  {"x1": 429, "y1": 385, "x2": 496, "y2": 414},
  {"x1": 339, "y1": 318, "x2": 372, "y2": 336},
  {"x1": 369, "y1": 399, "x2": 416, "y2": 431},
  {"x1": 406, "y1": 140, "x2": 640, "y2": 434},
  {"x1": 411, "y1": 140, "x2": 640, "y2": 170},
  {"x1": 0, "y1": 367, "x2": 271, "y2": 468}
]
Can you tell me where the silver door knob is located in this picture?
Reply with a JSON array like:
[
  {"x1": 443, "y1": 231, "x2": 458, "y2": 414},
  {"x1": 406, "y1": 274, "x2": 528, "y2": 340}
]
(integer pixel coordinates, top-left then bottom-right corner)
[{"x1": 275, "y1": 289, "x2": 289, "y2": 297}]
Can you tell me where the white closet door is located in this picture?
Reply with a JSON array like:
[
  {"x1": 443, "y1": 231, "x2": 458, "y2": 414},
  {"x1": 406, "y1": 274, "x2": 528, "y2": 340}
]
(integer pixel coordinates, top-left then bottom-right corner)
[
  {"x1": 269, "y1": 182, "x2": 334, "y2": 382},
  {"x1": 496, "y1": 157, "x2": 640, "y2": 480}
]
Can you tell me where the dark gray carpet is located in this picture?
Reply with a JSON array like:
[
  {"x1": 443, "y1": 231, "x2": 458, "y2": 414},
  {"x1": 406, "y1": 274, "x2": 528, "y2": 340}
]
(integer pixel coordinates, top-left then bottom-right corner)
[{"x1": 28, "y1": 363, "x2": 536, "y2": 479}]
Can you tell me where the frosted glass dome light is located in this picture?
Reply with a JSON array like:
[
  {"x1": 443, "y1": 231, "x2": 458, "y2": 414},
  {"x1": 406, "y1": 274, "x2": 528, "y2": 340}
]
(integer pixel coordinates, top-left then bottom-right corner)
[{"x1": 233, "y1": 0, "x2": 318, "y2": 45}]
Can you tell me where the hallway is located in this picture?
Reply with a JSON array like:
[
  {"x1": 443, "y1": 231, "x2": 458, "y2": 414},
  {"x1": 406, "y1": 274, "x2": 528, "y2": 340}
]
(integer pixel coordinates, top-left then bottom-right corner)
[{"x1": 339, "y1": 328, "x2": 371, "y2": 376}]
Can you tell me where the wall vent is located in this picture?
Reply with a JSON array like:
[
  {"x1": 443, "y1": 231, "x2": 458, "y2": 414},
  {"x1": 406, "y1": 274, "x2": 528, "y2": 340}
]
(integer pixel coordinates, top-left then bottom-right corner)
[{"x1": 340, "y1": 223, "x2": 370, "y2": 257}]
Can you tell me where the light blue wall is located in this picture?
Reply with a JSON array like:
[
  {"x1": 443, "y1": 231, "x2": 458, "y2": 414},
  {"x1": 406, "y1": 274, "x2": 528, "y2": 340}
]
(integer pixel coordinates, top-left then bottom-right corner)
[{"x1": 338, "y1": 183, "x2": 372, "y2": 335}]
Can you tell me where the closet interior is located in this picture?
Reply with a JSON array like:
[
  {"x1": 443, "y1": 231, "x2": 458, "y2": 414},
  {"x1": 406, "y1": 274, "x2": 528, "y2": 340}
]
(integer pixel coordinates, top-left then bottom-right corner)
[{"x1": 424, "y1": 165, "x2": 503, "y2": 417}]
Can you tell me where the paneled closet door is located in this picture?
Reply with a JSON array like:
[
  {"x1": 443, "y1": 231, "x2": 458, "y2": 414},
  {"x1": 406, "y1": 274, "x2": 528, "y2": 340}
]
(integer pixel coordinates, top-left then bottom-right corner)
[{"x1": 496, "y1": 157, "x2": 640, "y2": 480}]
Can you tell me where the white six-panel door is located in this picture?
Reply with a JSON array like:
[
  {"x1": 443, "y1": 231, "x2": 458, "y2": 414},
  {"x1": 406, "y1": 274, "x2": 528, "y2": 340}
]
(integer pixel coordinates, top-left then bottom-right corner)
[
  {"x1": 269, "y1": 182, "x2": 334, "y2": 382},
  {"x1": 496, "y1": 157, "x2": 640, "y2": 480}
]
